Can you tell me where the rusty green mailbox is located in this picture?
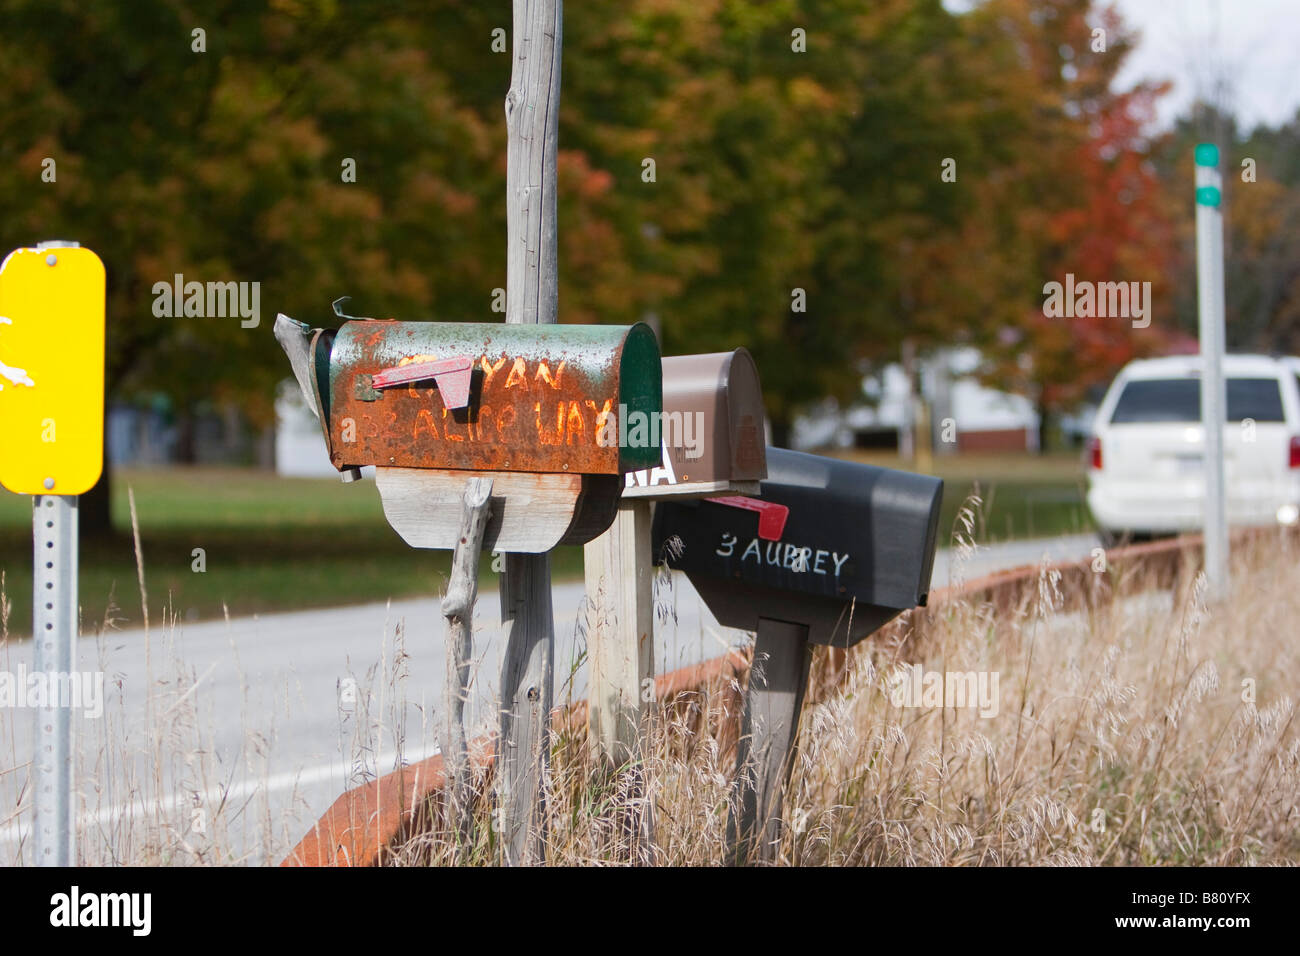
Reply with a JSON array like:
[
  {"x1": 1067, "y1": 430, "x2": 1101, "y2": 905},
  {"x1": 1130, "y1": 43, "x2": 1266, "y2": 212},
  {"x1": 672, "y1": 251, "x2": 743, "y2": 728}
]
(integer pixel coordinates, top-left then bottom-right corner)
[{"x1": 275, "y1": 313, "x2": 662, "y2": 552}]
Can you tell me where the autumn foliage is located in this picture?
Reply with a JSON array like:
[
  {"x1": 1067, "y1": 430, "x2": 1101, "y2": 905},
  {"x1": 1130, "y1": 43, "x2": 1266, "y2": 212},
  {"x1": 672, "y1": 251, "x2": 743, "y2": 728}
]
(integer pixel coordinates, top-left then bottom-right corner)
[{"x1": 0, "y1": 0, "x2": 1294, "y2": 446}]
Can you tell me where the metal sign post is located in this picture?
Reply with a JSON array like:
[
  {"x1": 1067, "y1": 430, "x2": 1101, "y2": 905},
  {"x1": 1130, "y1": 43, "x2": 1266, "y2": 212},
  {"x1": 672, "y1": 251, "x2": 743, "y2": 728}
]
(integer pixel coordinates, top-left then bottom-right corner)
[
  {"x1": 32, "y1": 494, "x2": 79, "y2": 865},
  {"x1": 0, "y1": 239, "x2": 106, "y2": 865},
  {"x1": 1194, "y1": 144, "x2": 1229, "y2": 599}
]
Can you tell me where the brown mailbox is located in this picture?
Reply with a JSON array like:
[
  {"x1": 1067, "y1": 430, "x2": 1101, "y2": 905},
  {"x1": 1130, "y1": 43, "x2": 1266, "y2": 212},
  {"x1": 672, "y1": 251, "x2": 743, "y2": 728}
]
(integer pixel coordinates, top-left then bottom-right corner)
[{"x1": 621, "y1": 349, "x2": 767, "y2": 499}]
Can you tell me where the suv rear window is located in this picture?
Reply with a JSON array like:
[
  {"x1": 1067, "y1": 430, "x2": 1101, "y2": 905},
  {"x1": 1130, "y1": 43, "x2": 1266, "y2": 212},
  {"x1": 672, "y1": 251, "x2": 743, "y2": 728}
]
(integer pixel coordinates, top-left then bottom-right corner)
[{"x1": 1109, "y1": 377, "x2": 1286, "y2": 424}]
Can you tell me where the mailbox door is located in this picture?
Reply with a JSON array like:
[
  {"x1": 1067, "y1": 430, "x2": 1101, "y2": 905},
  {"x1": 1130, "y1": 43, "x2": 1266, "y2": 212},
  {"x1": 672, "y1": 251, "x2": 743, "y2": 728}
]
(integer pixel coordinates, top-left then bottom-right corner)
[
  {"x1": 652, "y1": 448, "x2": 943, "y2": 646},
  {"x1": 326, "y1": 320, "x2": 661, "y2": 475}
]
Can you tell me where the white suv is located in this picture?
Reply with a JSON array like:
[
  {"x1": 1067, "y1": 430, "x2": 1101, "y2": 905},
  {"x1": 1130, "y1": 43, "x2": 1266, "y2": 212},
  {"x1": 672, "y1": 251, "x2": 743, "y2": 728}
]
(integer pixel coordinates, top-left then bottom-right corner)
[{"x1": 1086, "y1": 353, "x2": 1300, "y2": 540}]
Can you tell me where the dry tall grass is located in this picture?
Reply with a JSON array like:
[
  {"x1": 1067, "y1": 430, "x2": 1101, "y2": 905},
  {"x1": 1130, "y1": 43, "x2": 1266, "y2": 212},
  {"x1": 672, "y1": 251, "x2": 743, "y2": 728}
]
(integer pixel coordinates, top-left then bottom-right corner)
[
  {"x1": 3, "y1": 499, "x2": 1297, "y2": 866},
  {"x1": 394, "y1": 522, "x2": 1300, "y2": 866},
  {"x1": 1, "y1": 491, "x2": 419, "y2": 866}
]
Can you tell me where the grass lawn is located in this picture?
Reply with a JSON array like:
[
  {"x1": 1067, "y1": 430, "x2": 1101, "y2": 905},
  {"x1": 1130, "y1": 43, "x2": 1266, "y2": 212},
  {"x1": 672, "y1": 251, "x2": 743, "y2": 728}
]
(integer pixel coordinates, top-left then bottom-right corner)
[
  {"x1": 828, "y1": 449, "x2": 1094, "y2": 547},
  {"x1": 0, "y1": 452, "x2": 1091, "y2": 636},
  {"x1": 0, "y1": 467, "x2": 584, "y2": 638}
]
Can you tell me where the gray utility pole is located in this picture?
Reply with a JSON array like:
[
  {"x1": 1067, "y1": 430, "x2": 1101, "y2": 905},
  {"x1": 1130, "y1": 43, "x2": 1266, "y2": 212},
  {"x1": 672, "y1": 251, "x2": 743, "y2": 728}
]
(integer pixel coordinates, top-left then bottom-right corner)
[{"x1": 1195, "y1": 142, "x2": 1229, "y2": 600}]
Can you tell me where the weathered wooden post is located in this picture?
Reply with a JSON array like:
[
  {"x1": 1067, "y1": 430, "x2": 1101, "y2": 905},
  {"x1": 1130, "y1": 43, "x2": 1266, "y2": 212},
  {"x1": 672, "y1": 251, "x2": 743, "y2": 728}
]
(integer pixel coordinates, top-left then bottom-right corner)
[
  {"x1": 441, "y1": 477, "x2": 494, "y2": 845},
  {"x1": 584, "y1": 502, "x2": 653, "y2": 766},
  {"x1": 583, "y1": 498, "x2": 654, "y2": 861},
  {"x1": 726, "y1": 619, "x2": 811, "y2": 862},
  {"x1": 498, "y1": 0, "x2": 564, "y2": 866}
]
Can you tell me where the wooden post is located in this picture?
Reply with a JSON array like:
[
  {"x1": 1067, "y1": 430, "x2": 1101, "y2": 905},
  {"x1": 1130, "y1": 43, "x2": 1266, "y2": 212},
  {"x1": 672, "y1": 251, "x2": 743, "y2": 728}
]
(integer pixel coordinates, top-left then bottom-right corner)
[
  {"x1": 498, "y1": 0, "x2": 563, "y2": 866},
  {"x1": 727, "y1": 619, "x2": 812, "y2": 864},
  {"x1": 441, "y1": 477, "x2": 493, "y2": 845},
  {"x1": 584, "y1": 499, "x2": 653, "y2": 765},
  {"x1": 497, "y1": 552, "x2": 555, "y2": 864},
  {"x1": 504, "y1": 0, "x2": 562, "y2": 328},
  {"x1": 584, "y1": 497, "x2": 655, "y2": 862}
]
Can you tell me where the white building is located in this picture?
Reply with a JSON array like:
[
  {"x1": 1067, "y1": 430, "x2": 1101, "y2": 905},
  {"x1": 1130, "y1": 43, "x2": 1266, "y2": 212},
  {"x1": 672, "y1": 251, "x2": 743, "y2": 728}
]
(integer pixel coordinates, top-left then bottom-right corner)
[
  {"x1": 275, "y1": 379, "x2": 375, "y2": 478},
  {"x1": 792, "y1": 347, "x2": 1042, "y2": 453}
]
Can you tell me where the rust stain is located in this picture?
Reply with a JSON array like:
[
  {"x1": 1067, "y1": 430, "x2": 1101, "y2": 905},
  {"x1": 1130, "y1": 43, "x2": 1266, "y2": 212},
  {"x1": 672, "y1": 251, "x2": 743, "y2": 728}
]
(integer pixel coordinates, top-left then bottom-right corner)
[{"x1": 329, "y1": 322, "x2": 626, "y2": 474}]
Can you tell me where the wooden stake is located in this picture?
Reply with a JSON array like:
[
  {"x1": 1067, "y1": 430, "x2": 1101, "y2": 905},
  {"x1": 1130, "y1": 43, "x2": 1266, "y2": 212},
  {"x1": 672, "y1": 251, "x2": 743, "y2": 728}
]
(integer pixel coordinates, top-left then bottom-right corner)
[
  {"x1": 497, "y1": 552, "x2": 555, "y2": 864},
  {"x1": 498, "y1": 0, "x2": 563, "y2": 866},
  {"x1": 727, "y1": 619, "x2": 812, "y2": 864},
  {"x1": 440, "y1": 477, "x2": 493, "y2": 846}
]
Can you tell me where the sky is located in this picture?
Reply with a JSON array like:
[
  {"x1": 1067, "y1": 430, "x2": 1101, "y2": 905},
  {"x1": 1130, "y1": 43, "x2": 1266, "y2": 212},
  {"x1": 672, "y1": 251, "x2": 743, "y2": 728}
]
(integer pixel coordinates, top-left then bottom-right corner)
[
  {"x1": 943, "y1": 0, "x2": 1300, "y2": 132},
  {"x1": 1111, "y1": 0, "x2": 1300, "y2": 131}
]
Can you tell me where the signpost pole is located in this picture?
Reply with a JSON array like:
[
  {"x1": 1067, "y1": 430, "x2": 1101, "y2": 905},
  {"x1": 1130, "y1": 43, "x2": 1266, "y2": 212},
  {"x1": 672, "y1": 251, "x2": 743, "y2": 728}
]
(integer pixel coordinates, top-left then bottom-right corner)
[
  {"x1": 32, "y1": 493, "x2": 78, "y2": 866},
  {"x1": 0, "y1": 238, "x2": 104, "y2": 866},
  {"x1": 498, "y1": 0, "x2": 563, "y2": 865},
  {"x1": 1194, "y1": 143, "x2": 1229, "y2": 600}
]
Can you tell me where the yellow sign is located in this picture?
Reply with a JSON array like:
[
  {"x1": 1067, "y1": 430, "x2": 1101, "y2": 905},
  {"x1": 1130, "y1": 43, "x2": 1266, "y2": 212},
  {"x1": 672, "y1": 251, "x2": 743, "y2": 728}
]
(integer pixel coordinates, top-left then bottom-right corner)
[{"x1": 0, "y1": 245, "x2": 106, "y2": 495}]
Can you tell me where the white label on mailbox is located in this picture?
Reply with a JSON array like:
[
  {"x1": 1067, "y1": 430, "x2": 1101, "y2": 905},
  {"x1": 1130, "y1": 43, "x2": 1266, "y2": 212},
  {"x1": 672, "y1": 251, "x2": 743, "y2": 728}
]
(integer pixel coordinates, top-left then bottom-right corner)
[
  {"x1": 716, "y1": 530, "x2": 852, "y2": 580},
  {"x1": 625, "y1": 440, "x2": 678, "y2": 490}
]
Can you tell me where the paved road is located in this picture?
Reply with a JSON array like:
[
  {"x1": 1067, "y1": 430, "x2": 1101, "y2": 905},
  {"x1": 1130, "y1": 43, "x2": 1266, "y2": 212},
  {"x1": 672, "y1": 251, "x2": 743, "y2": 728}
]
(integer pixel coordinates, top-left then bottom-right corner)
[{"x1": 0, "y1": 532, "x2": 1098, "y2": 864}]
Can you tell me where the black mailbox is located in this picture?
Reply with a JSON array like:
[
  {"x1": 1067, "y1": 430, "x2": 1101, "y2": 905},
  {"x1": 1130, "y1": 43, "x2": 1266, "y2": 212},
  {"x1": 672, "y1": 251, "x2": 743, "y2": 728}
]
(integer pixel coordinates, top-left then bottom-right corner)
[{"x1": 652, "y1": 448, "x2": 943, "y2": 647}]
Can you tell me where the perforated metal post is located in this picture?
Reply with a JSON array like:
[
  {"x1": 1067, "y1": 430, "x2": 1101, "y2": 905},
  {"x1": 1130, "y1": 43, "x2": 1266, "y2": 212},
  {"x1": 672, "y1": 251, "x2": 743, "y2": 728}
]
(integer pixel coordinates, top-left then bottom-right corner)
[{"x1": 32, "y1": 493, "x2": 77, "y2": 866}]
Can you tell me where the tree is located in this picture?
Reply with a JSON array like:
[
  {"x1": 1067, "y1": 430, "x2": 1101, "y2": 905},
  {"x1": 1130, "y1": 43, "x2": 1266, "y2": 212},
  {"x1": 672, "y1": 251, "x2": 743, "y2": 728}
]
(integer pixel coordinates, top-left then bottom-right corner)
[
  {"x1": 1, "y1": 0, "x2": 1199, "y2": 489},
  {"x1": 1, "y1": 1, "x2": 506, "y2": 528},
  {"x1": 960, "y1": 0, "x2": 1180, "y2": 446}
]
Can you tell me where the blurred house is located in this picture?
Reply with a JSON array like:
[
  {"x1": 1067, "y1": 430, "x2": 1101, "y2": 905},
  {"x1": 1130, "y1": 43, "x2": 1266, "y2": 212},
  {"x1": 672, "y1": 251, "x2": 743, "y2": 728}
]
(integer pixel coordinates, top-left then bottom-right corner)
[
  {"x1": 107, "y1": 399, "x2": 174, "y2": 466},
  {"x1": 107, "y1": 397, "x2": 273, "y2": 467},
  {"x1": 274, "y1": 379, "x2": 375, "y2": 479},
  {"x1": 274, "y1": 380, "x2": 335, "y2": 477},
  {"x1": 104, "y1": 382, "x2": 372, "y2": 477},
  {"x1": 792, "y1": 347, "x2": 1041, "y2": 454}
]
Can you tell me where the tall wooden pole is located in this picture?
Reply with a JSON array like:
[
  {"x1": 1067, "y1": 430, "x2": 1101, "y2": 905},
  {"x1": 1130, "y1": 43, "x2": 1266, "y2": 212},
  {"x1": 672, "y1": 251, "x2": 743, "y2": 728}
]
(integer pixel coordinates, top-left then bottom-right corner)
[{"x1": 498, "y1": 0, "x2": 563, "y2": 866}]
